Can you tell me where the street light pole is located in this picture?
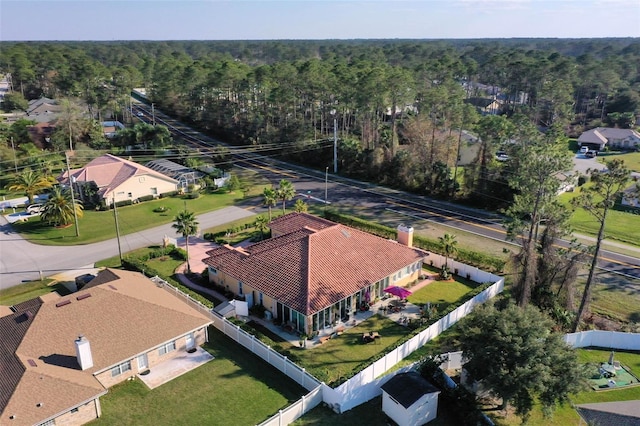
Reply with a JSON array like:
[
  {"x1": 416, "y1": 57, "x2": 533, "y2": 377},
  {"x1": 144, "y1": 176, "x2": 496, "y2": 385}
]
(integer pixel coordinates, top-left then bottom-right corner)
[
  {"x1": 325, "y1": 166, "x2": 329, "y2": 214},
  {"x1": 65, "y1": 152, "x2": 80, "y2": 237},
  {"x1": 333, "y1": 117, "x2": 338, "y2": 174}
]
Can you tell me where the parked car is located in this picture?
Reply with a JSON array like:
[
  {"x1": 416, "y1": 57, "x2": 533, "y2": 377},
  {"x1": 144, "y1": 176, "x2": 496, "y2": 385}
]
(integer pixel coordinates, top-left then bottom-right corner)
[
  {"x1": 26, "y1": 203, "x2": 44, "y2": 214},
  {"x1": 586, "y1": 150, "x2": 597, "y2": 158},
  {"x1": 580, "y1": 146, "x2": 589, "y2": 154}
]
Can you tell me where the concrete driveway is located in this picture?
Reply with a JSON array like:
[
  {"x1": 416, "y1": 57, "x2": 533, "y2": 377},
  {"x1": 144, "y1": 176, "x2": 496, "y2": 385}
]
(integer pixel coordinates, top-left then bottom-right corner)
[{"x1": 0, "y1": 206, "x2": 255, "y2": 290}]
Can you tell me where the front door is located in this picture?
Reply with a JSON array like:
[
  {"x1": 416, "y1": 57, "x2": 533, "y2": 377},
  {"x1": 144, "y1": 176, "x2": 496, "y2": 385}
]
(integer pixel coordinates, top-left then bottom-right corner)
[{"x1": 137, "y1": 353, "x2": 148, "y2": 371}]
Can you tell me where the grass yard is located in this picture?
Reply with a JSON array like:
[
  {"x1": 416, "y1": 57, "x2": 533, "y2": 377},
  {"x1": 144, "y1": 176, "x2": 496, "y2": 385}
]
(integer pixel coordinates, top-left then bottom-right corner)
[
  {"x1": 557, "y1": 185, "x2": 640, "y2": 246},
  {"x1": 91, "y1": 327, "x2": 307, "y2": 426},
  {"x1": 490, "y1": 348, "x2": 640, "y2": 426},
  {"x1": 291, "y1": 315, "x2": 411, "y2": 387},
  {"x1": 581, "y1": 270, "x2": 640, "y2": 325},
  {"x1": 11, "y1": 191, "x2": 241, "y2": 246},
  {"x1": 596, "y1": 151, "x2": 640, "y2": 172},
  {"x1": 0, "y1": 279, "x2": 68, "y2": 306},
  {"x1": 408, "y1": 274, "x2": 481, "y2": 312}
]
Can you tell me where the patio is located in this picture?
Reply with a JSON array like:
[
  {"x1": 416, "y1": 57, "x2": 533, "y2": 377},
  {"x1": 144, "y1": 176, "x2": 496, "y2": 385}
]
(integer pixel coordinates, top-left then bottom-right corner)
[{"x1": 137, "y1": 346, "x2": 215, "y2": 389}]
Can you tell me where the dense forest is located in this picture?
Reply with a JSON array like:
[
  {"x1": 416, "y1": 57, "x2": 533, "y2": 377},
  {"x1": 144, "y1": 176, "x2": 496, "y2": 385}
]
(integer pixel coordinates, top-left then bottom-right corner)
[{"x1": 1, "y1": 38, "x2": 639, "y2": 209}]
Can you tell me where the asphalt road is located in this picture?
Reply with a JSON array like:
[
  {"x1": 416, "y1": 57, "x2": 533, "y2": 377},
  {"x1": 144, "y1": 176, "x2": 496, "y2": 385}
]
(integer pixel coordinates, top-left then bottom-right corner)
[
  {"x1": 132, "y1": 101, "x2": 640, "y2": 280},
  {"x1": 0, "y1": 206, "x2": 255, "y2": 290}
]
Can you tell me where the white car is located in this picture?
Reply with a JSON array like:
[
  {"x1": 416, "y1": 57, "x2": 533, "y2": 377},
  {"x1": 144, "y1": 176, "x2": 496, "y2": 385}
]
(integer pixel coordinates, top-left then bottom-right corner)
[{"x1": 26, "y1": 203, "x2": 44, "y2": 214}]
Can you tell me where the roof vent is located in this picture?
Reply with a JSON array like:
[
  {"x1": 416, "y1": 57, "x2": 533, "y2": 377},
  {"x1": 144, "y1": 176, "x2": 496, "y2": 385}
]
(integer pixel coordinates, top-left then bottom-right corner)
[
  {"x1": 108, "y1": 284, "x2": 118, "y2": 291},
  {"x1": 340, "y1": 229, "x2": 351, "y2": 238},
  {"x1": 36, "y1": 403, "x2": 43, "y2": 408},
  {"x1": 27, "y1": 359, "x2": 37, "y2": 367},
  {"x1": 25, "y1": 311, "x2": 33, "y2": 320},
  {"x1": 76, "y1": 293, "x2": 92, "y2": 301},
  {"x1": 9, "y1": 415, "x2": 15, "y2": 420},
  {"x1": 55, "y1": 300, "x2": 71, "y2": 308}
]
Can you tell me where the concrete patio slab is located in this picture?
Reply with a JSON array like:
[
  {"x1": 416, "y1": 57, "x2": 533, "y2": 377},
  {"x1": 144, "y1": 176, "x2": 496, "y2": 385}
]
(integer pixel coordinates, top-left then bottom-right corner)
[{"x1": 138, "y1": 346, "x2": 214, "y2": 389}]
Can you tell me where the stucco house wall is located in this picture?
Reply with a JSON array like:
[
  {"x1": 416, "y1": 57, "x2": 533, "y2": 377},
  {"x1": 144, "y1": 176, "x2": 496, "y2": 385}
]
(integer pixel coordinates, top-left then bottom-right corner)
[{"x1": 110, "y1": 173, "x2": 177, "y2": 204}]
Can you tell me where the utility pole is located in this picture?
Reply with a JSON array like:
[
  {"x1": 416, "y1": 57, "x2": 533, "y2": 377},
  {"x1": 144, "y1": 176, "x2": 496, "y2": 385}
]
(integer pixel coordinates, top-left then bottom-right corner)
[
  {"x1": 68, "y1": 121, "x2": 73, "y2": 152},
  {"x1": 324, "y1": 166, "x2": 329, "y2": 214},
  {"x1": 65, "y1": 152, "x2": 80, "y2": 237},
  {"x1": 10, "y1": 137, "x2": 18, "y2": 173},
  {"x1": 112, "y1": 195, "x2": 123, "y2": 265},
  {"x1": 333, "y1": 117, "x2": 338, "y2": 174},
  {"x1": 152, "y1": 103, "x2": 156, "y2": 126}
]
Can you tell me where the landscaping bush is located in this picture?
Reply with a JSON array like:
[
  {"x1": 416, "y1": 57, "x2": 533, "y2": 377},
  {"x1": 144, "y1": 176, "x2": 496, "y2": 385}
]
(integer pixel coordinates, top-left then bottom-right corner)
[
  {"x1": 138, "y1": 194, "x2": 155, "y2": 202},
  {"x1": 159, "y1": 190, "x2": 179, "y2": 198},
  {"x1": 114, "y1": 199, "x2": 133, "y2": 208}
]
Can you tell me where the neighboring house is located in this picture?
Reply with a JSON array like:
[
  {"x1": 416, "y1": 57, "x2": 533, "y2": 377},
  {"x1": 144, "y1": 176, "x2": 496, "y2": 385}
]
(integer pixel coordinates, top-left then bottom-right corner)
[
  {"x1": 203, "y1": 213, "x2": 426, "y2": 336},
  {"x1": 0, "y1": 268, "x2": 212, "y2": 426},
  {"x1": 145, "y1": 158, "x2": 205, "y2": 191},
  {"x1": 101, "y1": 120, "x2": 125, "y2": 139},
  {"x1": 464, "y1": 97, "x2": 502, "y2": 115},
  {"x1": 576, "y1": 401, "x2": 640, "y2": 426},
  {"x1": 577, "y1": 127, "x2": 640, "y2": 151},
  {"x1": 58, "y1": 154, "x2": 179, "y2": 205},
  {"x1": 26, "y1": 97, "x2": 62, "y2": 123},
  {"x1": 380, "y1": 371, "x2": 441, "y2": 426}
]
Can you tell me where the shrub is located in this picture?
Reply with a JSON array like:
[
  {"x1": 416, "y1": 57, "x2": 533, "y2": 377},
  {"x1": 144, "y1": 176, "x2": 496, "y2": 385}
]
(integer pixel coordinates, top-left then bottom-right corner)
[
  {"x1": 138, "y1": 194, "x2": 155, "y2": 202},
  {"x1": 159, "y1": 190, "x2": 179, "y2": 198}
]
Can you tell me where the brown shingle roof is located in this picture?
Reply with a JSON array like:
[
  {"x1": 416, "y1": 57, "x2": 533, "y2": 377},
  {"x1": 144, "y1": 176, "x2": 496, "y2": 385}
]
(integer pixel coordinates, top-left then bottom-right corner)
[
  {"x1": 1, "y1": 269, "x2": 212, "y2": 426},
  {"x1": 204, "y1": 214, "x2": 425, "y2": 315}
]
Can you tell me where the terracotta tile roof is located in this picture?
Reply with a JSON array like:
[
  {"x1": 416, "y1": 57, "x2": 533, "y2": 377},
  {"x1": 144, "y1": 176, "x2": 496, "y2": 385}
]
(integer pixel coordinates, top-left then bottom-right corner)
[
  {"x1": 204, "y1": 214, "x2": 425, "y2": 315},
  {"x1": 1, "y1": 269, "x2": 212, "y2": 426},
  {"x1": 58, "y1": 154, "x2": 178, "y2": 199},
  {"x1": 269, "y1": 212, "x2": 335, "y2": 235}
]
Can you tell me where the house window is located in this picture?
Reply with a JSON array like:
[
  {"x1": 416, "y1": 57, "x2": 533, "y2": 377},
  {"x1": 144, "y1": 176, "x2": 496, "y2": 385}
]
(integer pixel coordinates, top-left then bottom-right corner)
[
  {"x1": 158, "y1": 341, "x2": 176, "y2": 356},
  {"x1": 150, "y1": 187, "x2": 158, "y2": 195},
  {"x1": 210, "y1": 267, "x2": 217, "y2": 274},
  {"x1": 127, "y1": 192, "x2": 132, "y2": 198},
  {"x1": 71, "y1": 408, "x2": 79, "y2": 413},
  {"x1": 238, "y1": 281, "x2": 243, "y2": 295},
  {"x1": 110, "y1": 360, "x2": 132, "y2": 377},
  {"x1": 38, "y1": 420, "x2": 56, "y2": 426},
  {"x1": 259, "y1": 292, "x2": 263, "y2": 305}
]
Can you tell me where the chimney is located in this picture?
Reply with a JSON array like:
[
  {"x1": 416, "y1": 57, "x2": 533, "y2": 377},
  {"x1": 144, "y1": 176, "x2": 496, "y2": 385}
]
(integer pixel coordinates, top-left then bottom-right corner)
[
  {"x1": 75, "y1": 335, "x2": 94, "y2": 370},
  {"x1": 397, "y1": 225, "x2": 414, "y2": 248}
]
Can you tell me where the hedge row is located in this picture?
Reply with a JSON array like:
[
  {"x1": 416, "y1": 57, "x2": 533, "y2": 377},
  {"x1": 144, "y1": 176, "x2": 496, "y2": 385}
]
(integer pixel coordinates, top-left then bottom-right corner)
[
  {"x1": 325, "y1": 211, "x2": 505, "y2": 273},
  {"x1": 121, "y1": 257, "x2": 214, "y2": 308}
]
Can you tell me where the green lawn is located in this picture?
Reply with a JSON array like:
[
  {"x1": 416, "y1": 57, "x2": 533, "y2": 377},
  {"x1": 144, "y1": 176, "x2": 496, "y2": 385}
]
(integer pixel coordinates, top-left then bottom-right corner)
[
  {"x1": 407, "y1": 275, "x2": 480, "y2": 312},
  {"x1": 291, "y1": 315, "x2": 411, "y2": 387},
  {"x1": 558, "y1": 185, "x2": 640, "y2": 246},
  {"x1": 0, "y1": 279, "x2": 68, "y2": 306},
  {"x1": 11, "y1": 191, "x2": 242, "y2": 246},
  {"x1": 91, "y1": 327, "x2": 308, "y2": 426},
  {"x1": 597, "y1": 151, "x2": 640, "y2": 172},
  {"x1": 485, "y1": 347, "x2": 640, "y2": 426}
]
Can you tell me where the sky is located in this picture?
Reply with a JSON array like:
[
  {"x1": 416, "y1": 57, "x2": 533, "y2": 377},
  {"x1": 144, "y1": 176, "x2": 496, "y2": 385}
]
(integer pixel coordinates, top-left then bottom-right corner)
[{"x1": 1, "y1": 0, "x2": 639, "y2": 41}]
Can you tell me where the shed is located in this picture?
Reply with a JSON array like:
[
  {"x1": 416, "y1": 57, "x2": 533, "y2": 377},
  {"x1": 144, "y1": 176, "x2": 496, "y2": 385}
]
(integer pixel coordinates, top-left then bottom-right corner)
[{"x1": 380, "y1": 371, "x2": 440, "y2": 426}]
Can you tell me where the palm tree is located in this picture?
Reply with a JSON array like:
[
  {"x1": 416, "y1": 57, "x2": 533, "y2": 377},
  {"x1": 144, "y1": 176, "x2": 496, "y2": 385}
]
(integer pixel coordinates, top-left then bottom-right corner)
[
  {"x1": 439, "y1": 233, "x2": 458, "y2": 270},
  {"x1": 254, "y1": 215, "x2": 269, "y2": 240},
  {"x1": 276, "y1": 179, "x2": 296, "y2": 213},
  {"x1": 6, "y1": 168, "x2": 55, "y2": 204},
  {"x1": 262, "y1": 186, "x2": 277, "y2": 221},
  {"x1": 294, "y1": 199, "x2": 308, "y2": 213},
  {"x1": 172, "y1": 209, "x2": 199, "y2": 274},
  {"x1": 40, "y1": 186, "x2": 84, "y2": 227}
]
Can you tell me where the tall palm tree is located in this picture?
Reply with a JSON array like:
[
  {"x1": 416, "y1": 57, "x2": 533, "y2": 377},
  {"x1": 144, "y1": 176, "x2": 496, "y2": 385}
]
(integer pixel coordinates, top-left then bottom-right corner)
[
  {"x1": 172, "y1": 209, "x2": 199, "y2": 274},
  {"x1": 253, "y1": 215, "x2": 269, "y2": 240},
  {"x1": 6, "y1": 168, "x2": 55, "y2": 204},
  {"x1": 276, "y1": 179, "x2": 296, "y2": 213},
  {"x1": 438, "y1": 233, "x2": 458, "y2": 270},
  {"x1": 40, "y1": 186, "x2": 84, "y2": 227},
  {"x1": 262, "y1": 186, "x2": 277, "y2": 221}
]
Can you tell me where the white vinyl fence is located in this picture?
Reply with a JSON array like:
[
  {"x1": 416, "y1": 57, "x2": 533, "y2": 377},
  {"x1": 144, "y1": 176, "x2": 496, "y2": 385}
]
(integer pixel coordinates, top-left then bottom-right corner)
[
  {"x1": 153, "y1": 253, "x2": 504, "y2": 426},
  {"x1": 564, "y1": 330, "x2": 640, "y2": 350}
]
